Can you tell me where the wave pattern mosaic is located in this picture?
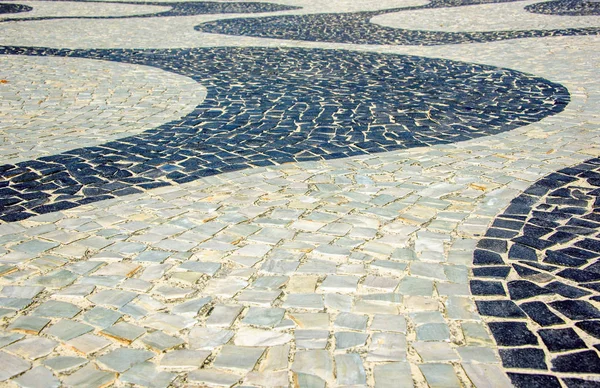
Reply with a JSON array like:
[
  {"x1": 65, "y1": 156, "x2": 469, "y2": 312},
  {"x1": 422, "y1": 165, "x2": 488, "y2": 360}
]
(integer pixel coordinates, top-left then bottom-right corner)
[{"x1": 473, "y1": 158, "x2": 600, "y2": 387}]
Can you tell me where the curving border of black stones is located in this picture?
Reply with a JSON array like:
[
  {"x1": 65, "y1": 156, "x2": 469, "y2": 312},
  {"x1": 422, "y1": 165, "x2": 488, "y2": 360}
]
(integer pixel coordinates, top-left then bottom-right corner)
[
  {"x1": 0, "y1": 1, "x2": 299, "y2": 22},
  {"x1": 472, "y1": 158, "x2": 600, "y2": 387},
  {"x1": 0, "y1": 45, "x2": 569, "y2": 222},
  {"x1": 526, "y1": 0, "x2": 600, "y2": 16},
  {"x1": 195, "y1": 0, "x2": 600, "y2": 46},
  {"x1": 0, "y1": 3, "x2": 32, "y2": 14}
]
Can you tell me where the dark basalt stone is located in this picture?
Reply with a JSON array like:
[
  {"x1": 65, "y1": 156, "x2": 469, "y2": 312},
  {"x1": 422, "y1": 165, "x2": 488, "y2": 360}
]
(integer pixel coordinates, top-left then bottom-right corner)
[
  {"x1": 563, "y1": 378, "x2": 600, "y2": 388},
  {"x1": 575, "y1": 320, "x2": 600, "y2": 339},
  {"x1": 520, "y1": 302, "x2": 565, "y2": 326},
  {"x1": 476, "y1": 300, "x2": 525, "y2": 318},
  {"x1": 526, "y1": 0, "x2": 600, "y2": 16},
  {"x1": 551, "y1": 350, "x2": 600, "y2": 373},
  {"x1": 470, "y1": 280, "x2": 506, "y2": 296},
  {"x1": 538, "y1": 328, "x2": 587, "y2": 352},
  {"x1": 499, "y1": 348, "x2": 548, "y2": 370},
  {"x1": 507, "y1": 280, "x2": 554, "y2": 300},
  {"x1": 0, "y1": 3, "x2": 31, "y2": 14},
  {"x1": 507, "y1": 373, "x2": 562, "y2": 388},
  {"x1": 550, "y1": 300, "x2": 600, "y2": 320},
  {"x1": 488, "y1": 322, "x2": 538, "y2": 346}
]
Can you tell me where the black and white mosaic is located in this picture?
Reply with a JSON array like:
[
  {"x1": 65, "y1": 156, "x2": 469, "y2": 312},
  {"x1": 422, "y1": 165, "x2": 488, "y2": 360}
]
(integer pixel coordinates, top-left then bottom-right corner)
[
  {"x1": 0, "y1": 1, "x2": 298, "y2": 22},
  {"x1": 0, "y1": 3, "x2": 32, "y2": 14},
  {"x1": 196, "y1": 1, "x2": 600, "y2": 46},
  {"x1": 473, "y1": 158, "x2": 600, "y2": 386},
  {"x1": 0, "y1": 46, "x2": 569, "y2": 222},
  {"x1": 526, "y1": 0, "x2": 600, "y2": 16}
]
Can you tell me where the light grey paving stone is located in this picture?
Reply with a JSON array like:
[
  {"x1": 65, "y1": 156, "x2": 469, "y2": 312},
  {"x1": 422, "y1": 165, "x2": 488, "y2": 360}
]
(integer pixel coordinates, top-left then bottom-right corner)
[
  {"x1": 142, "y1": 313, "x2": 196, "y2": 334},
  {"x1": 245, "y1": 371, "x2": 289, "y2": 387},
  {"x1": 121, "y1": 278, "x2": 152, "y2": 292},
  {"x1": 97, "y1": 348, "x2": 154, "y2": 372},
  {"x1": 260, "y1": 260, "x2": 299, "y2": 275},
  {"x1": 65, "y1": 333, "x2": 111, "y2": 355},
  {"x1": 319, "y1": 275, "x2": 359, "y2": 293},
  {"x1": 0, "y1": 308, "x2": 15, "y2": 319},
  {"x1": 436, "y1": 283, "x2": 470, "y2": 296},
  {"x1": 140, "y1": 264, "x2": 171, "y2": 281},
  {"x1": 13, "y1": 365, "x2": 59, "y2": 388},
  {"x1": 189, "y1": 327, "x2": 234, "y2": 350},
  {"x1": 457, "y1": 347, "x2": 498, "y2": 363},
  {"x1": 62, "y1": 365, "x2": 116, "y2": 388},
  {"x1": 289, "y1": 313, "x2": 329, "y2": 329},
  {"x1": 462, "y1": 363, "x2": 512, "y2": 388},
  {"x1": 292, "y1": 350, "x2": 334, "y2": 382},
  {"x1": 5, "y1": 337, "x2": 57, "y2": 360},
  {"x1": 206, "y1": 305, "x2": 243, "y2": 328},
  {"x1": 416, "y1": 323, "x2": 451, "y2": 342},
  {"x1": 120, "y1": 362, "x2": 176, "y2": 388},
  {"x1": 54, "y1": 283, "x2": 95, "y2": 299},
  {"x1": 8, "y1": 316, "x2": 50, "y2": 335},
  {"x1": 397, "y1": 277, "x2": 434, "y2": 296},
  {"x1": 82, "y1": 306, "x2": 122, "y2": 329},
  {"x1": 251, "y1": 276, "x2": 288, "y2": 290},
  {"x1": 12, "y1": 240, "x2": 58, "y2": 255},
  {"x1": 79, "y1": 276, "x2": 123, "y2": 287},
  {"x1": 142, "y1": 331, "x2": 185, "y2": 352},
  {"x1": 135, "y1": 250, "x2": 171, "y2": 263},
  {"x1": 0, "y1": 332, "x2": 24, "y2": 348},
  {"x1": 234, "y1": 328, "x2": 292, "y2": 347},
  {"x1": 67, "y1": 261, "x2": 104, "y2": 276},
  {"x1": 1, "y1": 286, "x2": 44, "y2": 299},
  {"x1": 213, "y1": 345, "x2": 265, "y2": 372},
  {"x1": 30, "y1": 270, "x2": 77, "y2": 288},
  {"x1": 335, "y1": 331, "x2": 368, "y2": 349},
  {"x1": 153, "y1": 285, "x2": 194, "y2": 300},
  {"x1": 367, "y1": 333, "x2": 407, "y2": 362},
  {"x1": 353, "y1": 300, "x2": 398, "y2": 315},
  {"x1": 88, "y1": 289, "x2": 137, "y2": 308},
  {"x1": 446, "y1": 296, "x2": 478, "y2": 320},
  {"x1": 370, "y1": 314, "x2": 407, "y2": 333},
  {"x1": 296, "y1": 260, "x2": 337, "y2": 274},
  {"x1": 237, "y1": 290, "x2": 282, "y2": 306},
  {"x1": 410, "y1": 311, "x2": 445, "y2": 325},
  {"x1": 412, "y1": 342, "x2": 459, "y2": 362},
  {"x1": 203, "y1": 278, "x2": 248, "y2": 298},
  {"x1": 43, "y1": 356, "x2": 88, "y2": 373},
  {"x1": 419, "y1": 364, "x2": 461, "y2": 388},
  {"x1": 160, "y1": 349, "x2": 211, "y2": 371},
  {"x1": 45, "y1": 319, "x2": 93, "y2": 341},
  {"x1": 178, "y1": 261, "x2": 221, "y2": 276},
  {"x1": 283, "y1": 294, "x2": 324, "y2": 310},
  {"x1": 0, "y1": 298, "x2": 33, "y2": 310},
  {"x1": 324, "y1": 293, "x2": 352, "y2": 312},
  {"x1": 371, "y1": 260, "x2": 407, "y2": 275},
  {"x1": 295, "y1": 330, "x2": 329, "y2": 350},
  {"x1": 293, "y1": 373, "x2": 326, "y2": 388},
  {"x1": 335, "y1": 354, "x2": 366, "y2": 386},
  {"x1": 242, "y1": 307, "x2": 285, "y2": 328},
  {"x1": 444, "y1": 265, "x2": 468, "y2": 284},
  {"x1": 0, "y1": 351, "x2": 31, "y2": 381},
  {"x1": 171, "y1": 296, "x2": 211, "y2": 317},
  {"x1": 461, "y1": 322, "x2": 494, "y2": 346},
  {"x1": 374, "y1": 362, "x2": 413, "y2": 388},
  {"x1": 93, "y1": 262, "x2": 141, "y2": 277},
  {"x1": 260, "y1": 344, "x2": 290, "y2": 372},
  {"x1": 359, "y1": 293, "x2": 403, "y2": 305},
  {"x1": 410, "y1": 262, "x2": 447, "y2": 280},
  {"x1": 31, "y1": 300, "x2": 80, "y2": 318},
  {"x1": 101, "y1": 321, "x2": 146, "y2": 344},
  {"x1": 334, "y1": 312, "x2": 368, "y2": 331},
  {"x1": 188, "y1": 369, "x2": 242, "y2": 387}
]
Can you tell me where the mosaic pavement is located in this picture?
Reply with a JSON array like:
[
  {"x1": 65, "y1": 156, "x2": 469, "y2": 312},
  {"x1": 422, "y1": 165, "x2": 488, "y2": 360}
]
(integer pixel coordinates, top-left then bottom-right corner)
[{"x1": 0, "y1": 0, "x2": 598, "y2": 387}]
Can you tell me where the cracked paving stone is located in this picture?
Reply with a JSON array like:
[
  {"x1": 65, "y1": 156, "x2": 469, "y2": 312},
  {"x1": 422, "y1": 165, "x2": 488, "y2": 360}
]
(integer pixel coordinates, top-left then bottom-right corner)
[
  {"x1": 213, "y1": 345, "x2": 265, "y2": 372},
  {"x1": 0, "y1": 351, "x2": 31, "y2": 381},
  {"x1": 5, "y1": 337, "x2": 57, "y2": 360},
  {"x1": 120, "y1": 362, "x2": 177, "y2": 388},
  {"x1": 292, "y1": 350, "x2": 334, "y2": 382},
  {"x1": 8, "y1": 316, "x2": 50, "y2": 335},
  {"x1": 97, "y1": 348, "x2": 154, "y2": 373},
  {"x1": 160, "y1": 349, "x2": 211, "y2": 371},
  {"x1": 206, "y1": 305, "x2": 243, "y2": 328},
  {"x1": 335, "y1": 354, "x2": 366, "y2": 386},
  {"x1": 0, "y1": 332, "x2": 24, "y2": 348},
  {"x1": 100, "y1": 321, "x2": 146, "y2": 344},
  {"x1": 189, "y1": 327, "x2": 234, "y2": 350},
  {"x1": 66, "y1": 333, "x2": 111, "y2": 355},
  {"x1": 43, "y1": 356, "x2": 88, "y2": 373},
  {"x1": 171, "y1": 296, "x2": 212, "y2": 317},
  {"x1": 45, "y1": 319, "x2": 93, "y2": 341},
  {"x1": 13, "y1": 366, "x2": 59, "y2": 388},
  {"x1": 62, "y1": 365, "x2": 116, "y2": 388}
]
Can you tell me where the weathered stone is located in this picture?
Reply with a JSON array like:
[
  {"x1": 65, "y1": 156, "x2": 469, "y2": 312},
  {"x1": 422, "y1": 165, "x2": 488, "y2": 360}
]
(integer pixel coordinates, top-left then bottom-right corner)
[
  {"x1": 335, "y1": 354, "x2": 366, "y2": 386},
  {"x1": 0, "y1": 351, "x2": 31, "y2": 381},
  {"x1": 96, "y1": 348, "x2": 154, "y2": 372}
]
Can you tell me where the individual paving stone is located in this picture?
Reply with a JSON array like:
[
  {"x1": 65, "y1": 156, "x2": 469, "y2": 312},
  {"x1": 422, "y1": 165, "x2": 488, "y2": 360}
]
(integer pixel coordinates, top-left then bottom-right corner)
[
  {"x1": 203, "y1": 278, "x2": 248, "y2": 298},
  {"x1": 135, "y1": 250, "x2": 171, "y2": 263},
  {"x1": 242, "y1": 307, "x2": 285, "y2": 328},
  {"x1": 416, "y1": 323, "x2": 450, "y2": 342},
  {"x1": 476, "y1": 300, "x2": 526, "y2": 318},
  {"x1": 100, "y1": 321, "x2": 146, "y2": 344},
  {"x1": 538, "y1": 328, "x2": 587, "y2": 352},
  {"x1": 295, "y1": 329, "x2": 329, "y2": 349},
  {"x1": 54, "y1": 283, "x2": 96, "y2": 299},
  {"x1": 411, "y1": 262, "x2": 447, "y2": 280},
  {"x1": 457, "y1": 346, "x2": 498, "y2": 363},
  {"x1": 335, "y1": 353, "x2": 366, "y2": 386},
  {"x1": 153, "y1": 286, "x2": 194, "y2": 300},
  {"x1": 251, "y1": 276, "x2": 288, "y2": 290},
  {"x1": 8, "y1": 316, "x2": 50, "y2": 334},
  {"x1": 318, "y1": 275, "x2": 359, "y2": 293},
  {"x1": 576, "y1": 321, "x2": 600, "y2": 339},
  {"x1": 189, "y1": 328, "x2": 234, "y2": 349},
  {"x1": 1, "y1": 286, "x2": 44, "y2": 299},
  {"x1": 120, "y1": 362, "x2": 176, "y2": 388},
  {"x1": 97, "y1": 348, "x2": 154, "y2": 372},
  {"x1": 397, "y1": 277, "x2": 433, "y2": 296},
  {"x1": 289, "y1": 313, "x2": 329, "y2": 329},
  {"x1": 500, "y1": 348, "x2": 548, "y2": 370},
  {"x1": 283, "y1": 294, "x2": 324, "y2": 310},
  {"x1": 0, "y1": 332, "x2": 24, "y2": 348},
  {"x1": 5, "y1": 337, "x2": 56, "y2": 360},
  {"x1": 334, "y1": 312, "x2": 368, "y2": 331},
  {"x1": 142, "y1": 331, "x2": 185, "y2": 352},
  {"x1": 292, "y1": 350, "x2": 334, "y2": 382},
  {"x1": 45, "y1": 319, "x2": 93, "y2": 341},
  {"x1": 66, "y1": 333, "x2": 111, "y2": 355},
  {"x1": 551, "y1": 350, "x2": 600, "y2": 373},
  {"x1": 462, "y1": 364, "x2": 512, "y2": 388},
  {"x1": 187, "y1": 369, "x2": 242, "y2": 387},
  {"x1": 370, "y1": 314, "x2": 407, "y2": 333},
  {"x1": 488, "y1": 322, "x2": 538, "y2": 346},
  {"x1": 82, "y1": 306, "x2": 122, "y2": 329},
  {"x1": 236, "y1": 289, "x2": 282, "y2": 306},
  {"x1": 88, "y1": 289, "x2": 137, "y2": 308},
  {"x1": 361, "y1": 275, "x2": 400, "y2": 292},
  {"x1": 507, "y1": 373, "x2": 561, "y2": 388},
  {"x1": 206, "y1": 305, "x2": 243, "y2": 328},
  {"x1": 213, "y1": 345, "x2": 265, "y2": 372},
  {"x1": 93, "y1": 262, "x2": 141, "y2": 277},
  {"x1": 508, "y1": 280, "x2": 554, "y2": 300},
  {"x1": 0, "y1": 351, "x2": 31, "y2": 381},
  {"x1": 259, "y1": 344, "x2": 290, "y2": 372},
  {"x1": 335, "y1": 331, "x2": 368, "y2": 349},
  {"x1": 412, "y1": 342, "x2": 459, "y2": 362},
  {"x1": 324, "y1": 293, "x2": 352, "y2": 312},
  {"x1": 30, "y1": 270, "x2": 78, "y2": 288},
  {"x1": 62, "y1": 365, "x2": 116, "y2": 388},
  {"x1": 235, "y1": 327, "x2": 293, "y2": 347},
  {"x1": 470, "y1": 280, "x2": 506, "y2": 296},
  {"x1": 172, "y1": 297, "x2": 212, "y2": 317},
  {"x1": 43, "y1": 356, "x2": 88, "y2": 373},
  {"x1": 549, "y1": 300, "x2": 600, "y2": 320},
  {"x1": 13, "y1": 366, "x2": 59, "y2": 388},
  {"x1": 418, "y1": 363, "x2": 463, "y2": 388},
  {"x1": 160, "y1": 349, "x2": 211, "y2": 371},
  {"x1": 367, "y1": 332, "x2": 406, "y2": 361},
  {"x1": 519, "y1": 301, "x2": 565, "y2": 326},
  {"x1": 373, "y1": 362, "x2": 413, "y2": 388},
  {"x1": 142, "y1": 313, "x2": 196, "y2": 334}
]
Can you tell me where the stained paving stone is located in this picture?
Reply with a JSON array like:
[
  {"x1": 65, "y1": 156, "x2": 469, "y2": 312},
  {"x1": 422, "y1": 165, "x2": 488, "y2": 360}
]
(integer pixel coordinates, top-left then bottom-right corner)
[
  {"x1": 292, "y1": 350, "x2": 334, "y2": 382},
  {"x1": 335, "y1": 353, "x2": 366, "y2": 386},
  {"x1": 0, "y1": 332, "x2": 24, "y2": 348},
  {"x1": 142, "y1": 331, "x2": 185, "y2": 352},
  {"x1": 213, "y1": 345, "x2": 265, "y2": 372},
  {"x1": 100, "y1": 321, "x2": 146, "y2": 344},
  {"x1": 8, "y1": 316, "x2": 50, "y2": 334},
  {"x1": 367, "y1": 332, "x2": 407, "y2": 361},
  {"x1": 206, "y1": 305, "x2": 244, "y2": 328},
  {"x1": 334, "y1": 312, "x2": 368, "y2": 331},
  {"x1": 295, "y1": 329, "x2": 329, "y2": 349}
]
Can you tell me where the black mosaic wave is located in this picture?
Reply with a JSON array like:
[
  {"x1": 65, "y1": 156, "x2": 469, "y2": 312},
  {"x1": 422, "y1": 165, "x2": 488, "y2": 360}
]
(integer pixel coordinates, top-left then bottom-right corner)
[
  {"x1": 0, "y1": 3, "x2": 32, "y2": 14},
  {"x1": 0, "y1": 1, "x2": 298, "y2": 22},
  {"x1": 0, "y1": 46, "x2": 569, "y2": 222},
  {"x1": 473, "y1": 158, "x2": 600, "y2": 386},
  {"x1": 526, "y1": 0, "x2": 600, "y2": 16},
  {"x1": 195, "y1": 0, "x2": 600, "y2": 46}
]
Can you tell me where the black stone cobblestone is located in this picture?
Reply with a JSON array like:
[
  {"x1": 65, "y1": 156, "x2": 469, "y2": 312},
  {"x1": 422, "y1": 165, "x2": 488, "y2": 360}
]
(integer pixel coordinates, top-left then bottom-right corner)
[
  {"x1": 526, "y1": 0, "x2": 600, "y2": 16},
  {"x1": 0, "y1": 3, "x2": 31, "y2": 14},
  {"x1": 0, "y1": 45, "x2": 569, "y2": 222}
]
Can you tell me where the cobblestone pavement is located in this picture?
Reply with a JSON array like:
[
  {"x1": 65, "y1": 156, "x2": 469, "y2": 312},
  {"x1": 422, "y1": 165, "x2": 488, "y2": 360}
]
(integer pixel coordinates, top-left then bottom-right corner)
[{"x1": 0, "y1": 0, "x2": 598, "y2": 387}]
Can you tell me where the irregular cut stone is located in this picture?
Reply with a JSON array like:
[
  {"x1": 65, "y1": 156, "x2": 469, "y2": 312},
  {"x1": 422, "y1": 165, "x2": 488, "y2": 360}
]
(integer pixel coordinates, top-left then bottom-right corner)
[
  {"x1": 0, "y1": 351, "x2": 31, "y2": 381},
  {"x1": 335, "y1": 353, "x2": 366, "y2": 386},
  {"x1": 13, "y1": 366, "x2": 60, "y2": 388},
  {"x1": 62, "y1": 365, "x2": 116, "y2": 388},
  {"x1": 189, "y1": 327, "x2": 234, "y2": 350},
  {"x1": 160, "y1": 350, "x2": 211, "y2": 371},
  {"x1": 213, "y1": 345, "x2": 265, "y2": 372},
  {"x1": 96, "y1": 348, "x2": 154, "y2": 372},
  {"x1": 292, "y1": 350, "x2": 334, "y2": 382}
]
